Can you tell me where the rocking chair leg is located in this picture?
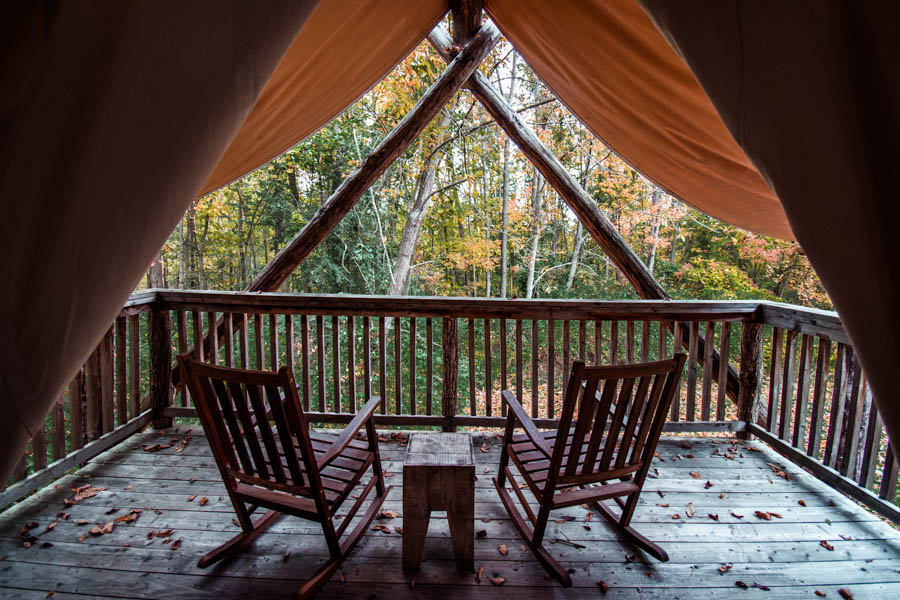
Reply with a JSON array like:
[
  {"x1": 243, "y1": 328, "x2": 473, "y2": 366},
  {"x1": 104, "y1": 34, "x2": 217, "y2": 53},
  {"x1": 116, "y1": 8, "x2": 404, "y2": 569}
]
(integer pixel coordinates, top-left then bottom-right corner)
[
  {"x1": 295, "y1": 484, "x2": 393, "y2": 600},
  {"x1": 198, "y1": 509, "x2": 282, "y2": 568},
  {"x1": 493, "y1": 477, "x2": 572, "y2": 587},
  {"x1": 591, "y1": 497, "x2": 669, "y2": 562}
]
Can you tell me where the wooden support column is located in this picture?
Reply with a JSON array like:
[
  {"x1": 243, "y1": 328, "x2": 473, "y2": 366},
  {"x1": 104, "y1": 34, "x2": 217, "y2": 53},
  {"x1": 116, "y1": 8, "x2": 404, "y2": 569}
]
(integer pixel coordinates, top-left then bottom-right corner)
[
  {"x1": 451, "y1": 0, "x2": 482, "y2": 42},
  {"x1": 246, "y1": 25, "x2": 500, "y2": 293},
  {"x1": 442, "y1": 318, "x2": 459, "y2": 432},
  {"x1": 430, "y1": 24, "x2": 741, "y2": 402},
  {"x1": 736, "y1": 321, "x2": 763, "y2": 440},
  {"x1": 150, "y1": 308, "x2": 173, "y2": 429}
]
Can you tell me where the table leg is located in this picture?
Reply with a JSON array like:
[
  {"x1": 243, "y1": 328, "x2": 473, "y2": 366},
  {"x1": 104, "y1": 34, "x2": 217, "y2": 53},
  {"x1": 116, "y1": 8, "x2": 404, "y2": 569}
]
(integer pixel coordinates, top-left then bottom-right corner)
[
  {"x1": 447, "y1": 472, "x2": 474, "y2": 571},
  {"x1": 402, "y1": 470, "x2": 429, "y2": 572}
]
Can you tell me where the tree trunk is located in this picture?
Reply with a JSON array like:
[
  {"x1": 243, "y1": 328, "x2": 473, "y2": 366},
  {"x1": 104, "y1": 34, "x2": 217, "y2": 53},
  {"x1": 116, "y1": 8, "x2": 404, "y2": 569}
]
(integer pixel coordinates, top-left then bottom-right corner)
[
  {"x1": 525, "y1": 167, "x2": 544, "y2": 299},
  {"x1": 147, "y1": 250, "x2": 164, "y2": 288},
  {"x1": 499, "y1": 52, "x2": 518, "y2": 298},
  {"x1": 566, "y1": 222, "x2": 584, "y2": 291},
  {"x1": 647, "y1": 187, "x2": 662, "y2": 274}
]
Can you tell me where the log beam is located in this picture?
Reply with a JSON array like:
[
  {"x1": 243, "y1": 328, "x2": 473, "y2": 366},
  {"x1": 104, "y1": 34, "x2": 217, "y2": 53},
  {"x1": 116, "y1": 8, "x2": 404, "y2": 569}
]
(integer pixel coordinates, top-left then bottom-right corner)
[
  {"x1": 246, "y1": 24, "x2": 500, "y2": 293},
  {"x1": 451, "y1": 0, "x2": 483, "y2": 43}
]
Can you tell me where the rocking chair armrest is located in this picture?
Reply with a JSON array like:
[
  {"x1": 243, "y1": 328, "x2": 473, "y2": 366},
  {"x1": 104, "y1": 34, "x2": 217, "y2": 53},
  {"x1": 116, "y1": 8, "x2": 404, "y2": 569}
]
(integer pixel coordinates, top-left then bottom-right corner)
[
  {"x1": 317, "y1": 395, "x2": 382, "y2": 469},
  {"x1": 501, "y1": 390, "x2": 552, "y2": 459}
]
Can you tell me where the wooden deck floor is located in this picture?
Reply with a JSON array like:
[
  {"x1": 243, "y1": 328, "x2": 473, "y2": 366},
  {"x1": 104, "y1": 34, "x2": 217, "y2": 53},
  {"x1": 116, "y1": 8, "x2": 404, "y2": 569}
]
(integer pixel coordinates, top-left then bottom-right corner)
[{"x1": 1, "y1": 428, "x2": 899, "y2": 599}]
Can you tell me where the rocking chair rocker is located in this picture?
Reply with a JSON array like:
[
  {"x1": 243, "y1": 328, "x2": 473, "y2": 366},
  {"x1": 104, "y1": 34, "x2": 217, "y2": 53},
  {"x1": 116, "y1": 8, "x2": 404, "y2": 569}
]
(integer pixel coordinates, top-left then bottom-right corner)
[
  {"x1": 495, "y1": 354, "x2": 686, "y2": 586},
  {"x1": 178, "y1": 354, "x2": 391, "y2": 599}
]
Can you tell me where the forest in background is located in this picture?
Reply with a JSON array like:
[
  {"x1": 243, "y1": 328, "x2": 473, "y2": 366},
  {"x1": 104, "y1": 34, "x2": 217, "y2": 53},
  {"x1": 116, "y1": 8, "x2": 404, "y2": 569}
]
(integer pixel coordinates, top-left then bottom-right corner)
[{"x1": 141, "y1": 35, "x2": 830, "y2": 310}]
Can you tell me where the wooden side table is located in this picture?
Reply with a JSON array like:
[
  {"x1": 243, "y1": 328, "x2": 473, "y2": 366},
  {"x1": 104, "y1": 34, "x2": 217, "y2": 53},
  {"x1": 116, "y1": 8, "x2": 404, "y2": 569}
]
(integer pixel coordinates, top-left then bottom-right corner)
[{"x1": 402, "y1": 432, "x2": 475, "y2": 572}]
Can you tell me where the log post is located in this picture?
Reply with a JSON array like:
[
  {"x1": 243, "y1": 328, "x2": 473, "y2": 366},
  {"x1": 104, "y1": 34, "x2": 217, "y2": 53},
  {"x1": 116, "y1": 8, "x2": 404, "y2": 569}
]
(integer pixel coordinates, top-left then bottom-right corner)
[
  {"x1": 150, "y1": 308, "x2": 173, "y2": 429},
  {"x1": 736, "y1": 321, "x2": 763, "y2": 440},
  {"x1": 451, "y1": 0, "x2": 482, "y2": 42},
  {"x1": 245, "y1": 24, "x2": 500, "y2": 293},
  {"x1": 441, "y1": 318, "x2": 459, "y2": 432}
]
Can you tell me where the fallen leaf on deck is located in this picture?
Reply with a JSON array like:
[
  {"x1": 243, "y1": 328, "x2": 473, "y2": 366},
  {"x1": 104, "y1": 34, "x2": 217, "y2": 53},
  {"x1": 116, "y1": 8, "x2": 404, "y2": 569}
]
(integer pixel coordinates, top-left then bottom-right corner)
[
  {"x1": 394, "y1": 527, "x2": 403, "y2": 534},
  {"x1": 769, "y1": 512, "x2": 782, "y2": 519},
  {"x1": 498, "y1": 544, "x2": 508, "y2": 556},
  {"x1": 146, "y1": 530, "x2": 155, "y2": 540},
  {"x1": 115, "y1": 509, "x2": 141, "y2": 523},
  {"x1": 76, "y1": 519, "x2": 90, "y2": 525},
  {"x1": 672, "y1": 514, "x2": 681, "y2": 519},
  {"x1": 77, "y1": 533, "x2": 87, "y2": 543},
  {"x1": 480, "y1": 443, "x2": 489, "y2": 453},
  {"x1": 189, "y1": 477, "x2": 196, "y2": 484},
  {"x1": 735, "y1": 581, "x2": 749, "y2": 589},
  {"x1": 41, "y1": 542, "x2": 53, "y2": 549},
  {"x1": 685, "y1": 503, "x2": 695, "y2": 517},
  {"x1": 754, "y1": 510, "x2": 771, "y2": 520},
  {"x1": 689, "y1": 472, "x2": 701, "y2": 479},
  {"x1": 719, "y1": 492, "x2": 726, "y2": 499},
  {"x1": 798, "y1": 499, "x2": 807, "y2": 507},
  {"x1": 142, "y1": 444, "x2": 171, "y2": 452},
  {"x1": 155, "y1": 529, "x2": 173, "y2": 538},
  {"x1": 708, "y1": 514, "x2": 719, "y2": 521},
  {"x1": 44, "y1": 520, "x2": 58, "y2": 533},
  {"x1": 283, "y1": 551, "x2": 290, "y2": 563},
  {"x1": 187, "y1": 495, "x2": 196, "y2": 502},
  {"x1": 598, "y1": 580, "x2": 609, "y2": 594},
  {"x1": 815, "y1": 591, "x2": 826, "y2": 597},
  {"x1": 475, "y1": 565, "x2": 484, "y2": 583},
  {"x1": 170, "y1": 538, "x2": 183, "y2": 550},
  {"x1": 719, "y1": 564, "x2": 733, "y2": 573},
  {"x1": 704, "y1": 480, "x2": 714, "y2": 489},
  {"x1": 585, "y1": 512, "x2": 593, "y2": 522},
  {"x1": 476, "y1": 529, "x2": 487, "y2": 538},
  {"x1": 105, "y1": 508, "x2": 119, "y2": 515},
  {"x1": 199, "y1": 497, "x2": 208, "y2": 506},
  {"x1": 490, "y1": 577, "x2": 505, "y2": 586},
  {"x1": 123, "y1": 485, "x2": 132, "y2": 491},
  {"x1": 657, "y1": 489, "x2": 665, "y2": 498},
  {"x1": 378, "y1": 509, "x2": 398, "y2": 519},
  {"x1": 752, "y1": 582, "x2": 771, "y2": 591},
  {"x1": 820, "y1": 540, "x2": 835, "y2": 551},
  {"x1": 67, "y1": 485, "x2": 108, "y2": 505}
]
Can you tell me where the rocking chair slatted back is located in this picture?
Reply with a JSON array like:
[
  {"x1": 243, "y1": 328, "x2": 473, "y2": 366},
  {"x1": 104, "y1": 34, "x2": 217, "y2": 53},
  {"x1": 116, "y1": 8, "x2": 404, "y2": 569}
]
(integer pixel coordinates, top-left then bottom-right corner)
[
  {"x1": 183, "y1": 358, "x2": 315, "y2": 493},
  {"x1": 556, "y1": 357, "x2": 685, "y2": 484}
]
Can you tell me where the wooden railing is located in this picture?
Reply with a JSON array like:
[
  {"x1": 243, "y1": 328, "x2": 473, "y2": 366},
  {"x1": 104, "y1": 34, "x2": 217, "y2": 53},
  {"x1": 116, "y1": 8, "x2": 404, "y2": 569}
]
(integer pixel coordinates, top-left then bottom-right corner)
[{"x1": 3, "y1": 290, "x2": 897, "y2": 523}]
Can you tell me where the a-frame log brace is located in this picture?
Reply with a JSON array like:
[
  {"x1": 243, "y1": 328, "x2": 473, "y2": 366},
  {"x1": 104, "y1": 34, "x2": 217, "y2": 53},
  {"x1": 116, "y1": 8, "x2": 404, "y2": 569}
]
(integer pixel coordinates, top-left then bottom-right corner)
[{"x1": 429, "y1": 23, "x2": 741, "y2": 403}]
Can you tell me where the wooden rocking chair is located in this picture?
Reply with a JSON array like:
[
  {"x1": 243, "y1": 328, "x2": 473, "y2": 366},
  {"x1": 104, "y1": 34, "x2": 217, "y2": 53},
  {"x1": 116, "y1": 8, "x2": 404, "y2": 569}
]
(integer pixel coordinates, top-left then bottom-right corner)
[
  {"x1": 178, "y1": 354, "x2": 392, "y2": 599},
  {"x1": 495, "y1": 354, "x2": 686, "y2": 586}
]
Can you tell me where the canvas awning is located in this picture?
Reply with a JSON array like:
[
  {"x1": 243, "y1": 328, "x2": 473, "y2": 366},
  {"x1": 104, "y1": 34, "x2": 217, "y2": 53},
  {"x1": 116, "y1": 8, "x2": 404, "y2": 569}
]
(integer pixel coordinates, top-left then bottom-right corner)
[{"x1": 1, "y1": 0, "x2": 897, "y2": 484}]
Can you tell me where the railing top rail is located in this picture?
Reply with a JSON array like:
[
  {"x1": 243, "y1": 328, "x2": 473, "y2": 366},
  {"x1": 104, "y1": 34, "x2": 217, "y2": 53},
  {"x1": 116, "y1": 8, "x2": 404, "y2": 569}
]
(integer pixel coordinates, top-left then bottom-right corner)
[
  {"x1": 757, "y1": 302, "x2": 848, "y2": 344},
  {"x1": 151, "y1": 289, "x2": 759, "y2": 321}
]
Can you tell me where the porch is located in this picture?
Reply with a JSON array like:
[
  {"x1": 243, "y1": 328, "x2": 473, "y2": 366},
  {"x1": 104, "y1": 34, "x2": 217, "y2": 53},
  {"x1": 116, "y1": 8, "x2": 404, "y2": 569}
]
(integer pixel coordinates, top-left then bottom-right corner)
[
  {"x1": 1, "y1": 290, "x2": 899, "y2": 597},
  {"x1": 2, "y1": 428, "x2": 899, "y2": 599}
]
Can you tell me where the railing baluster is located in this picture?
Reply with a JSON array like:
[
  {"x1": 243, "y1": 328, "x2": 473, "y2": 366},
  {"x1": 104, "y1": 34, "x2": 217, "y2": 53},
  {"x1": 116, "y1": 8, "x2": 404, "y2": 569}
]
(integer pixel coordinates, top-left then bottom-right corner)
[
  {"x1": 333, "y1": 314, "x2": 341, "y2": 412},
  {"x1": 562, "y1": 320, "x2": 570, "y2": 388},
  {"x1": 626, "y1": 320, "x2": 635, "y2": 364},
  {"x1": 379, "y1": 316, "x2": 387, "y2": 415},
  {"x1": 316, "y1": 315, "x2": 326, "y2": 412},
  {"x1": 426, "y1": 317, "x2": 433, "y2": 415},
  {"x1": 823, "y1": 343, "x2": 847, "y2": 467},
  {"x1": 531, "y1": 319, "x2": 539, "y2": 419},
  {"x1": 767, "y1": 328, "x2": 783, "y2": 432},
  {"x1": 579, "y1": 319, "x2": 587, "y2": 362},
  {"x1": 363, "y1": 316, "x2": 372, "y2": 402},
  {"x1": 610, "y1": 320, "x2": 619, "y2": 365},
  {"x1": 347, "y1": 315, "x2": 356, "y2": 413},
  {"x1": 483, "y1": 318, "x2": 491, "y2": 417},
  {"x1": 52, "y1": 396, "x2": 66, "y2": 460},
  {"x1": 595, "y1": 319, "x2": 603, "y2": 365},
  {"x1": 224, "y1": 313, "x2": 234, "y2": 368},
  {"x1": 301, "y1": 314, "x2": 310, "y2": 411},
  {"x1": 499, "y1": 318, "x2": 507, "y2": 416},
  {"x1": 100, "y1": 327, "x2": 114, "y2": 434},
  {"x1": 193, "y1": 311, "x2": 204, "y2": 363},
  {"x1": 880, "y1": 443, "x2": 899, "y2": 501},
  {"x1": 395, "y1": 317, "x2": 402, "y2": 415},
  {"x1": 716, "y1": 322, "x2": 731, "y2": 421},
  {"x1": 31, "y1": 417, "x2": 47, "y2": 472},
  {"x1": 640, "y1": 320, "x2": 650, "y2": 363},
  {"x1": 208, "y1": 312, "x2": 218, "y2": 365},
  {"x1": 239, "y1": 313, "x2": 249, "y2": 369},
  {"x1": 129, "y1": 314, "x2": 141, "y2": 418},
  {"x1": 468, "y1": 318, "x2": 476, "y2": 416},
  {"x1": 269, "y1": 313, "x2": 279, "y2": 371},
  {"x1": 116, "y1": 317, "x2": 128, "y2": 423},
  {"x1": 779, "y1": 330, "x2": 797, "y2": 441},
  {"x1": 441, "y1": 318, "x2": 458, "y2": 432},
  {"x1": 670, "y1": 321, "x2": 681, "y2": 420},
  {"x1": 284, "y1": 314, "x2": 294, "y2": 376},
  {"x1": 686, "y1": 321, "x2": 699, "y2": 421},
  {"x1": 858, "y1": 386, "x2": 882, "y2": 489},
  {"x1": 177, "y1": 310, "x2": 188, "y2": 406},
  {"x1": 792, "y1": 334, "x2": 813, "y2": 447},
  {"x1": 548, "y1": 319, "x2": 555, "y2": 419},
  {"x1": 515, "y1": 319, "x2": 523, "y2": 400},
  {"x1": 85, "y1": 346, "x2": 101, "y2": 441},
  {"x1": 701, "y1": 321, "x2": 715, "y2": 420},
  {"x1": 837, "y1": 355, "x2": 863, "y2": 477},
  {"x1": 807, "y1": 338, "x2": 831, "y2": 457},
  {"x1": 409, "y1": 317, "x2": 416, "y2": 415},
  {"x1": 254, "y1": 313, "x2": 263, "y2": 370},
  {"x1": 69, "y1": 371, "x2": 84, "y2": 452},
  {"x1": 658, "y1": 320, "x2": 667, "y2": 360}
]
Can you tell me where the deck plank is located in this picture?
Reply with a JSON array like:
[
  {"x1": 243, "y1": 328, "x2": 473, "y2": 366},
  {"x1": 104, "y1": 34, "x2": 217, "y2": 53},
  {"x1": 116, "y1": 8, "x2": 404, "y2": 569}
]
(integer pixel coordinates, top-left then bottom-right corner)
[{"x1": 1, "y1": 430, "x2": 898, "y2": 598}]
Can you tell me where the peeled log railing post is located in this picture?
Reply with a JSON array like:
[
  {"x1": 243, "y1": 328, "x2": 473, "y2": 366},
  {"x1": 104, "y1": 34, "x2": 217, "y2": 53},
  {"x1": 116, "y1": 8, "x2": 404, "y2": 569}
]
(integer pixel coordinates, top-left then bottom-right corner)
[
  {"x1": 736, "y1": 321, "x2": 763, "y2": 440},
  {"x1": 442, "y1": 318, "x2": 459, "y2": 432},
  {"x1": 150, "y1": 308, "x2": 173, "y2": 429}
]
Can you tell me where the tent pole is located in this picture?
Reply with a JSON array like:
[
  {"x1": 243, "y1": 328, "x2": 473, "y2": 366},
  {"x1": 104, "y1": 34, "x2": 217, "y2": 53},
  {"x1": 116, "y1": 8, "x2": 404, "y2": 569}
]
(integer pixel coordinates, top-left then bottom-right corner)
[
  {"x1": 246, "y1": 23, "x2": 500, "y2": 292},
  {"x1": 429, "y1": 25, "x2": 742, "y2": 402}
]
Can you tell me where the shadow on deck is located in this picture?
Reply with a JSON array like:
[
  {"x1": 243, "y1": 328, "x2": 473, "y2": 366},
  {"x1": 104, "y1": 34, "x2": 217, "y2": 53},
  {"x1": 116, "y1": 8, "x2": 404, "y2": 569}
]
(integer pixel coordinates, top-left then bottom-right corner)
[{"x1": 1, "y1": 429, "x2": 899, "y2": 599}]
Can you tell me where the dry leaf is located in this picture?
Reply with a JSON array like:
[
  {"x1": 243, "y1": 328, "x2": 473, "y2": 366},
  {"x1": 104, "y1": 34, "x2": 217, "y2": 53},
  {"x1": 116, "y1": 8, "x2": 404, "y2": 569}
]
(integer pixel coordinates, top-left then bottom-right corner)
[
  {"x1": 170, "y1": 537, "x2": 182, "y2": 550},
  {"x1": 735, "y1": 581, "x2": 749, "y2": 589},
  {"x1": 480, "y1": 443, "x2": 489, "y2": 453},
  {"x1": 283, "y1": 551, "x2": 291, "y2": 563},
  {"x1": 490, "y1": 577, "x2": 505, "y2": 586},
  {"x1": 187, "y1": 495, "x2": 196, "y2": 502},
  {"x1": 754, "y1": 510, "x2": 772, "y2": 520},
  {"x1": 657, "y1": 503, "x2": 670, "y2": 507},
  {"x1": 672, "y1": 514, "x2": 681, "y2": 519},
  {"x1": 199, "y1": 497, "x2": 208, "y2": 506},
  {"x1": 76, "y1": 533, "x2": 87, "y2": 543},
  {"x1": 598, "y1": 580, "x2": 609, "y2": 594},
  {"x1": 798, "y1": 499, "x2": 807, "y2": 507},
  {"x1": 719, "y1": 492, "x2": 726, "y2": 499},
  {"x1": 155, "y1": 529, "x2": 173, "y2": 537},
  {"x1": 189, "y1": 477, "x2": 196, "y2": 484},
  {"x1": 656, "y1": 489, "x2": 665, "y2": 498},
  {"x1": 498, "y1": 544, "x2": 508, "y2": 556},
  {"x1": 815, "y1": 591, "x2": 827, "y2": 597},
  {"x1": 731, "y1": 512, "x2": 744, "y2": 519},
  {"x1": 704, "y1": 480, "x2": 714, "y2": 489},
  {"x1": 820, "y1": 540, "x2": 835, "y2": 551},
  {"x1": 585, "y1": 512, "x2": 593, "y2": 522},
  {"x1": 685, "y1": 503, "x2": 695, "y2": 518},
  {"x1": 769, "y1": 512, "x2": 782, "y2": 519},
  {"x1": 379, "y1": 509, "x2": 398, "y2": 519},
  {"x1": 123, "y1": 485, "x2": 132, "y2": 491},
  {"x1": 146, "y1": 530, "x2": 155, "y2": 540},
  {"x1": 708, "y1": 513, "x2": 719, "y2": 521},
  {"x1": 44, "y1": 520, "x2": 58, "y2": 533},
  {"x1": 689, "y1": 471, "x2": 701, "y2": 479},
  {"x1": 476, "y1": 529, "x2": 487, "y2": 538},
  {"x1": 475, "y1": 565, "x2": 484, "y2": 583},
  {"x1": 719, "y1": 564, "x2": 733, "y2": 573}
]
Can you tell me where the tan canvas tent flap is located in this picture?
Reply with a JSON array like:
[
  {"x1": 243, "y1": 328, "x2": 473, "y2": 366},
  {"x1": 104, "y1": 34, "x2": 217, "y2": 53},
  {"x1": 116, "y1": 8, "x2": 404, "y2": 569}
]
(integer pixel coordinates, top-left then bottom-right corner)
[
  {"x1": 200, "y1": 0, "x2": 448, "y2": 196},
  {"x1": 0, "y1": 0, "x2": 320, "y2": 483},
  {"x1": 640, "y1": 0, "x2": 900, "y2": 473},
  {"x1": 484, "y1": 0, "x2": 793, "y2": 240}
]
